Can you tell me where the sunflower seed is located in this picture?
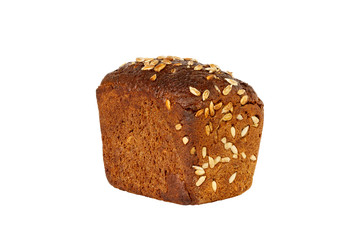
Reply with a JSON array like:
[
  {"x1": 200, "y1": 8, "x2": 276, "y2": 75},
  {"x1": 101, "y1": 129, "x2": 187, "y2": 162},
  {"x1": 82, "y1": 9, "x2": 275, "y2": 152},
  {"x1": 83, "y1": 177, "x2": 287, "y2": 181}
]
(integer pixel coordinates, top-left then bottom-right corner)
[
  {"x1": 165, "y1": 99, "x2": 171, "y2": 110},
  {"x1": 231, "y1": 126, "x2": 236, "y2": 138},
  {"x1": 240, "y1": 95, "x2": 249, "y2": 105},
  {"x1": 225, "y1": 78, "x2": 238, "y2": 86},
  {"x1": 202, "y1": 163, "x2": 209, "y2": 169},
  {"x1": 192, "y1": 166, "x2": 203, "y2": 170},
  {"x1": 214, "y1": 85, "x2": 221, "y2": 93},
  {"x1": 196, "y1": 176, "x2": 206, "y2": 186},
  {"x1": 150, "y1": 74, "x2": 157, "y2": 81},
  {"x1": 212, "y1": 181, "x2": 217, "y2": 192},
  {"x1": 150, "y1": 59, "x2": 159, "y2": 65},
  {"x1": 214, "y1": 102, "x2": 223, "y2": 110},
  {"x1": 250, "y1": 155, "x2": 257, "y2": 161},
  {"x1": 221, "y1": 113, "x2": 232, "y2": 121},
  {"x1": 237, "y1": 89, "x2": 246, "y2": 95},
  {"x1": 206, "y1": 74, "x2": 215, "y2": 80},
  {"x1": 162, "y1": 59, "x2": 172, "y2": 64},
  {"x1": 194, "y1": 65, "x2": 203, "y2": 70},
  {"x1": 222, "y1": 102, "x2": 233, "y2": 113},
  {"x1": 221, "y1": 157, "x2": 231, "y2": 163},
  {"x1": 241, "y1": 126, "x2": 249, "y2": 137},
  {"x1": 229, "y1": 172, "x2": 237, "y2": 183},
  {"x1": 173, "y1": 63, "x2": 182, "y2": 66},
  {"x1": 190, "y1": 147, "x2": 196, "y2": 155},
  {"x1": 209, "y1": 156, "x2": 215, "y2": 168},
  {"x1": 205, "y1": 125, "x2": 210, "y2": 136},
  {"x1": 231, "y1": 145, "x2": 238, "y2": 154},
  {"x1": 204, "y1": 107, "x2": 209, "y2": 118},
  {"x1": 195, "y1": 109, "x2": 204, "y2": 117},
  {"x1": 182, "y1": 136, "x2": 189, "y2": 145},
  {"x1": 175, "y1": 124, "x2": 182, "y2": 130},
  {"x1": 209, "y1": 122, "x2": 213, "y2": 132},
  {"x1": 202, "y1": 90, "x2": 210, "y2": 101},
  {"x1": 171, "y1": 68, "x2": 177, "y2": 73},
  {"x1": 189, "y1": 86, "x2": 201, "y2": 96},
  {"x1": 154, "y1": 63, "x2": 166, "y2": 72},
  {"x1": 195, "y1": 169, "x2": 205, "y2": 176},
  {"x1": 222, "y1": 85, "x2": 232, "y2": 95},
  {"x1": 209, "y1": 101, "x2": 215, "y2": 116},
  {"x1": 233, "y1": 154, "x2": 238, "y2": 159},
  {"x1": 202, "y1": 147, "x2": 207, "y2": 158},
  {"x1": 142, "y1": 65, "x2": 154, "y2": 70},
  {"x1": 251, "y1": 116, "x2": 260, "y2": 127},
  {"x1": 241, "y1": 152, "x2": 246, "y2": 159},
  {"x1": 224, "y1": 142, "x2": 233, "y2": 150},
  {"x1": 236, "y1": 114, "x2": 243, "y2": 120},
  {"x1": 136, "y1": 57, "x2": 145, "y2": 62},
  {"x1": 226, "y1": 71, "x2": 233, "y2": 77},
  {"x1": 214, "y1": 156, "x2": 221, "y2": 165},
  {"x1": 221, "y1": 137, "x2": 227, "y2": 144}
]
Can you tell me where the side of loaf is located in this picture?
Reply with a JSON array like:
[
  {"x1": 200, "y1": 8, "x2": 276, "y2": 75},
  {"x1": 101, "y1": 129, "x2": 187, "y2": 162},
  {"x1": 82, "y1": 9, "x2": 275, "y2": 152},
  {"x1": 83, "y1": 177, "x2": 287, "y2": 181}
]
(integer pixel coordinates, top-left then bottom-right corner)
[{"x1": 96, "y1": 56, "x2": 264, "y2": 205}]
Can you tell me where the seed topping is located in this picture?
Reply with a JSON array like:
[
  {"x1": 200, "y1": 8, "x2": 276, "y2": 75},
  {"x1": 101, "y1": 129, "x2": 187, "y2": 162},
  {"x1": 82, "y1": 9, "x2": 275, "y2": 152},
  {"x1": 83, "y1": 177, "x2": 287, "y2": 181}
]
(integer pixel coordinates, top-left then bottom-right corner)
[
  {"x1": 175, "y1": 124, "x2": 182, "y2": 130},
  {"x1": 250, "y1": 155, "x2": 257, "y2": 161},
  {"x1": 154, "y1": 63, "x2": 166, "y2": 72},
  {"x1": 202, "y1": 163, "x2": 209, "y2": 169},
  {"x1": 182, "y1": 136, "x2": 189, "y2": 145},
  {"x1": 189, "y1": 86, "x2": 201, "y2": 96},
  {"x1": 165, "y1": 99, "x2": 171, "y2": 110},
  {"x1": 214, "y1": 85, "x2": 221, "y2": 93},
  {"x1": 202, "y1": 147, "x2": 207, "y2": 158},
  {"x1": 241, "y1": 152, "x2": 246, "y2": 159},
  {"x1": 241, "y1": 126, "x2": 249, "y2": 137},
  {"x1": 222, "y1": 102, "x2": 233, "y2": 113},
  {"x1": 196, "y1": 176, "x2": 206, "y2": 186},
  {"x1": 202, "y1": 90, "x2": 210, "y2": 101},
  {"x1": 231, "y1": 126, "x2": 236, "y2": 138},
  {"x1": 209, "y1": 101, "x2": 215, "y2": 116},
  {"x1": 221, "y1": 113, "x2": 233, "y2": 122},
  {"x1": 195, "y1": 169, "x2": 205, "y2": 176},
  {"x1": 190, "y1": 147, "x2": 196, "y2": 155},
  {"x1": 212, "y1": 181, "x2": 217, "y2": 192},
  {"x1": 225, "y1": 78, "x2": 238, "y2": 86},
  {"x1": 150, "y1": 74, "x2": 157, "y2": 81},
  {"x1": 209, "y1": 156, "x2": 215, "y2": 168},
  {"x1": 240, "y1": 95, "x2": 249, "y2": 105},
  {"x1": 222, "y1": 85, "x2": 232, "y2": 95},
  {"x1": 214, "y1": 102, "x2": 223, "y2": 110},
  {"x1": 251, "y1": 116, "x2": 260, "y2": 127},
  {"x1": 221, "y1": 157, "x2": 231, "y2": 163},
  {"x1": 194, "y1": 65, "x2": 203, "y2": 70},
  {"x1": 236, "y1": 114, "x2": 243, "y2": 120},
  {"x1": 229, "y1": 172, "x2": 237, "y2": 183},
  {"x1": 237, "y1": 89, "x2": 246, "y2": 95}
]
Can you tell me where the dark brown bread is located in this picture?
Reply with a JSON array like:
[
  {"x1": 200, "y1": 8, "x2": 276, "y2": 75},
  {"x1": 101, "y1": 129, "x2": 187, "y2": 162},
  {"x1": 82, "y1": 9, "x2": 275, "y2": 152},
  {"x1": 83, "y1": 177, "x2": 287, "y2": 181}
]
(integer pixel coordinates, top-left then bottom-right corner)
[{"x1": 96, "y1": 56, "x2": 264, "y2": 205}]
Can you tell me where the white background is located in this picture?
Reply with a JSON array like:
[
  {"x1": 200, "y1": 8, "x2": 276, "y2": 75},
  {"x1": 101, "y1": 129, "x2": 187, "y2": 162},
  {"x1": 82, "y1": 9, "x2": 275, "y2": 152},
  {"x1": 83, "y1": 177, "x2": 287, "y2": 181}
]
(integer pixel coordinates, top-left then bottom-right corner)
[{"x1": 1, "y1": 0, "x2": 359, "y2": 239}]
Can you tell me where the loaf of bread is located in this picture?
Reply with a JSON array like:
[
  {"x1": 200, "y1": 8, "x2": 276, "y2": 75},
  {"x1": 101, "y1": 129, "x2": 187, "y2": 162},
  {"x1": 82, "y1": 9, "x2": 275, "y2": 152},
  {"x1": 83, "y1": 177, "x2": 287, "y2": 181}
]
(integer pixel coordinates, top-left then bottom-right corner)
[{"x1": 96, "y1": 56, "x2": 264, "y2": 205}]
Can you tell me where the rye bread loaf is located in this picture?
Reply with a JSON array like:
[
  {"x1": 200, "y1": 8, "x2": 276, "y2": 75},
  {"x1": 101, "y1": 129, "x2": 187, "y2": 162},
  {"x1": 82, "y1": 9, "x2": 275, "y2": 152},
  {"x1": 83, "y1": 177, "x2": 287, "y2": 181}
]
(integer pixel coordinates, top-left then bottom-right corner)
[{"x1": 96, "y1": 56, "x2": 264, "y2": 205}]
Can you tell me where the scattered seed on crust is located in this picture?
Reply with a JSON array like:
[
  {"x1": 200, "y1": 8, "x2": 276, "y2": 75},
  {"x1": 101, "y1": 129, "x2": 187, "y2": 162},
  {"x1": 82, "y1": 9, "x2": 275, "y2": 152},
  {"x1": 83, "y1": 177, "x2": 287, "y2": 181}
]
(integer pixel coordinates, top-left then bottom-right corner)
[
  {"x1": 193, "y1": 166, "x2": 203, "y2": 172},
  {"x1": 190, "y1": 147, "x2": 196, "y2": 155},
  {"x1": 222, "y1": 102, "x2": 233, "y2": 113},
  {"x1": 150, "y1": 74, "x2": 157, "y2": 81},
  {"x1": 221, "y1": 157, "x2": 231, "y2": 163},
  {"x1": 214, "y1": 156, "x2": 221, "y2": 165},
  {"x1": 250, "y1": 155, "x2": 257, "y2": 161},
  {"x1": 189, "y1": 86, "x2": 201, "y2": 96},
  {"x1": 171, "y1": 68, "x2": 177, "y2": 73},
  {"x1": 221, "y1": 113, "x2": 233, "y2": 121},
  {"x1": 205, "y1": 125, "x2": 211, "y2": 136},
  {"x1": 251, "y1": 116, "x2": 260, "y2": 127},
  {"x1": 214, "y1": 102, "x2": 223, "y2": 110},
  {"x1": 154, "y1": 63, "x2": 166, "y2": 72},
  {"x1": 212, "y1": 181, "x2": 217, "y2": 192},
  {"x1": 175, "y1": 124, "x2": 182, "y2": 130},
  {"x1": 240, "y1": 95, "x2": 249, "y2": 105},
  {"x1": 162, "y1": 59, "x2": 172, "y2": 64},
  {"x1": 202, "y1": 90, "x2": 210, "y2": 101},
  {"x1": 142, "y1": 65, "x2": 154, "y2": 70},
  {"x1": 202, "y1": 163, "x2": 209, "y2": 169},
  {"x1": 165, "y1": 99, "x2": 171, "y2": 110},
  {"x1": 225, "y1": 78, "x2": 238, "y2": 86},
  {"x1": 237, "y1": 89, "x2": 246, "y2": 95},
  {"x1": 241, "y1": 126, "x2": 249, "y2": 137},
  {"x1": 209, "y1": 122, "x2": 213, "y2": 132},
  {"x1": 204, "y1": 107, "x2": 209, "y2": 118},
  {"x1": 231, "y1": 145, "x2": 238, "y2": 154},
  {"x1": 222, "y1": 85, "x2": 232, "y2": 95},
  {"x1": 225, "y1": 142, "x2": 233, "y2": 150},
  {"x1": 233, "y1": 154, "x2": 238, "y2": 159},
  {"x1": 195, "y1": 109, "x2": 204, "y2": 117},
  {"x1": 214, "y1": 85, "x2": 221, "y2": 93},
  {"x1": 206, "y1": 74, "x2": 215, "y2": 80},
  {"x1": 150, "y1": 59, "x2": 159, "y2": 66},
  {"x1": 195, "y1": 169, "x2": 205, "y2": 176},
  {"x1": 229, "y1": 172, "x2": 237, "y2": 183},
  {"x1": 209, "y1": 156, "x2": 215, "y2": 168},
  {"x1": 236, "y1": 114, "x2": 243, "y2": 120},
  {"x1": 202, "y1": 147, "x2": 207, "y2": 158},
  {"x1": 194, "y1": 65, "x2": 203, "y2": 70},
  {"x1": 182, "y1": 136, "x2": 189, "y2": 145},
  {"x1": 136, "y1": 57, "x2": 145, "y2": 62},
  {"x1": 173, "y1": 63, "x2": 182, "y2": 66},
  {"x1": 221, "y1": 137, "x2": 227, "y2": 144},
  {"x1": 209, "y1": 101, "x2": 215, "y2": 116},
  {"x1": 241, "y1": 152, "x2": 246, "y2": 159},
  {"x1": 231, "y1": 126, "x2": 236, "y2": 138},
  {"x1": 196, "y1": 176, "x2": 206, "y2": 186}
]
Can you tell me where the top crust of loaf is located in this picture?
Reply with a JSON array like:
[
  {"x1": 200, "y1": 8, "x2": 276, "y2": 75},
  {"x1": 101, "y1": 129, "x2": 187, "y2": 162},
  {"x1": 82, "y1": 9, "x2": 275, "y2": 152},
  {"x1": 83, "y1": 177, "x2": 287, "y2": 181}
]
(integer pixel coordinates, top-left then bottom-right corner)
[{"x1": 98, "y1": 56, "x2": 263, "y2": 111}]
